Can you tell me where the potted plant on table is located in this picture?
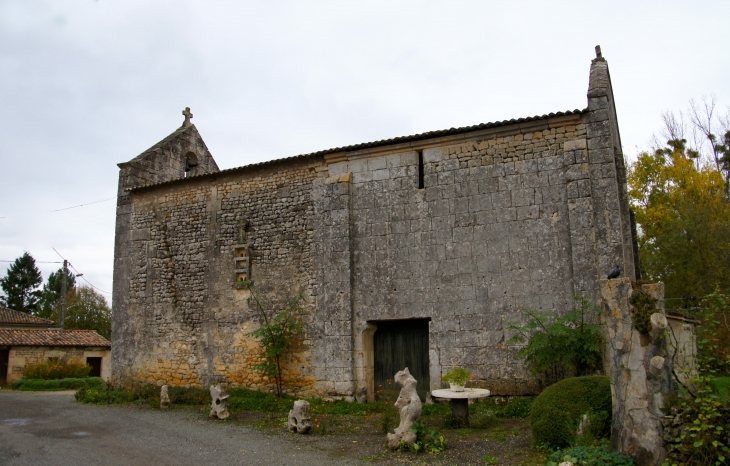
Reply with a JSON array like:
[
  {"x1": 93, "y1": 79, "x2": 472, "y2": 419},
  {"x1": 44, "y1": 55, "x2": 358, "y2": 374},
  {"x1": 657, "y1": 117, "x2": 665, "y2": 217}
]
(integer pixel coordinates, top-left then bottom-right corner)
[{"x1": 442, "y1": 367, "x2": 472, "y2": 392}]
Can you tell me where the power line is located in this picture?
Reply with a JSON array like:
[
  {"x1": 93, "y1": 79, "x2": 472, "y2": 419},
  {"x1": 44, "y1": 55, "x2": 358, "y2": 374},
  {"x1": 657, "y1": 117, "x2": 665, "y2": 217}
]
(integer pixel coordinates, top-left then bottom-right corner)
[
  {"x1": 51, "y1": 247, "x2": 112, "y2": 295},
  {"x1": 1, "y1": 260, "x2": 62, "y2": 263},
  {"x1": 50, "y1": 196, "x2": 116, "y2": 212}
]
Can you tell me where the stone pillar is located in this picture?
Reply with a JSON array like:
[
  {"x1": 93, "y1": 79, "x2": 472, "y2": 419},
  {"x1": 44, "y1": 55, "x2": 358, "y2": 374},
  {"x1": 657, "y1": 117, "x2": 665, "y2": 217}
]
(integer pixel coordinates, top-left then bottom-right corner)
[
  {"x1": 311, "y1": 173, "x2": 355, "y2": 396},
  {"x1": 585, "y1": 47, "x2": 637, "y2": 289},
  {"x1": 601, "y1": 278, "x2": 673, "y2": 466}
]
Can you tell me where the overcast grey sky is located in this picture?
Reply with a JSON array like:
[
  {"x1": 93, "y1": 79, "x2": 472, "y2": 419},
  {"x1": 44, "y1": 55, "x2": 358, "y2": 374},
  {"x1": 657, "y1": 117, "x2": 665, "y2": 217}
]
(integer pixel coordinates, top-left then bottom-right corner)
[{"x1": 1, "y1": 0, "x2": 728, "y2": 301}]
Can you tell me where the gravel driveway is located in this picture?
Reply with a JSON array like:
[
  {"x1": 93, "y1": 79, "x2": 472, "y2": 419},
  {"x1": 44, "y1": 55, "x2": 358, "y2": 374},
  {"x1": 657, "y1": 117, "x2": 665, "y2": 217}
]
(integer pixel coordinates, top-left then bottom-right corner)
[{"x1": 0, "y1": 390, "x2": 362, "y2": 466}]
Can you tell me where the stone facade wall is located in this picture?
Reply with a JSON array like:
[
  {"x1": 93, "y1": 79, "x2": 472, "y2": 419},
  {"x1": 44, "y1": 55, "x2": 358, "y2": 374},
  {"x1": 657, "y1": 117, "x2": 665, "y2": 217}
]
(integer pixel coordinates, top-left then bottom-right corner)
[
  {"x1": 113, "y1": 156, "x2": 327, "y2": 395},
  {"x1": 6, "y1": 346, "x2": 110, "y2": 383},
  {"x1": 113, "y1": 52, "x2": 636, "y2": 398},
  {"x1": 320, "y1": 112, "x2": 625, "y2": 395}
]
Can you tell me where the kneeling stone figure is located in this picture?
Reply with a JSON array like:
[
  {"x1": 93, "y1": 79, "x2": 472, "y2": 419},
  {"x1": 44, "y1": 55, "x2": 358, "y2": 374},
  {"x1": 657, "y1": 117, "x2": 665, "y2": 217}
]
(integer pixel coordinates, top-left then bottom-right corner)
[
  {"x1": 288, "y1": 400, "x2": 312, "y2": 434},
  {"x1": 387, "y1": 367, "x2": 422, "y2": 450}
]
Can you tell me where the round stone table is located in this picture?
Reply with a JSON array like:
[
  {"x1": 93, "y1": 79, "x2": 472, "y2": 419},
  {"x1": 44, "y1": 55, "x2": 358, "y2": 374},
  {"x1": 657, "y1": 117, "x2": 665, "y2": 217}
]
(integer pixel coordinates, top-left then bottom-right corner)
[{"x1": 431, "y1": 388, "x2": 491, "y2": 427}]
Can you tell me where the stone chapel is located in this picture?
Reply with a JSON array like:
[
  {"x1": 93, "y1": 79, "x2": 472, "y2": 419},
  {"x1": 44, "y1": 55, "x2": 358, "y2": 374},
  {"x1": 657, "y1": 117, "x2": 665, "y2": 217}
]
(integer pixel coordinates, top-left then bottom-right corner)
[{"x1": 111, "y1": 48, "x2": 638, "y2": 399}]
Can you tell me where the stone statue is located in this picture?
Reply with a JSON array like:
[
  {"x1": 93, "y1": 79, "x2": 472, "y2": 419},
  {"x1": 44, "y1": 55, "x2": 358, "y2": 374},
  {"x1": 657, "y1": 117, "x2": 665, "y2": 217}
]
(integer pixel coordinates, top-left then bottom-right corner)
[
  {"x1": 160, "y1": 385, "x2": 170, "y2": 409},
  {"x1": 287, "y1": 400, "x2": 312, "y2": 434},
  {"x1": 387, "y1": 367, "x2": 422, "y2": 450},
  {"x1": 209, "y1": 384, "x2": 230, "y2": 420}
]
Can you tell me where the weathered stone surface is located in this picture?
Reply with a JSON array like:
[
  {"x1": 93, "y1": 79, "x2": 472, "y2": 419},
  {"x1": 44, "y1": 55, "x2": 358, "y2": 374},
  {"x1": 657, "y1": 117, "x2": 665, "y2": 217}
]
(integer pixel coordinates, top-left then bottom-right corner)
[
  {"x1": 209, "y1": 384, "x2": 229, "y2": 420},
  {"x1": 287, "y1": 400, "x2": 311, "y2": 434},
  {"x1": 387, "y1": 368, "x2": 422, "y2": 450},
  {"x1": 160, "y1": 385, "x2": 170, "y2": 409},
  {"x1": 601, "y1": 278, "x2": 673, "y2": 466},
  {"x1": 111, "y1": 52, "x2": 637, "y2": 399}
]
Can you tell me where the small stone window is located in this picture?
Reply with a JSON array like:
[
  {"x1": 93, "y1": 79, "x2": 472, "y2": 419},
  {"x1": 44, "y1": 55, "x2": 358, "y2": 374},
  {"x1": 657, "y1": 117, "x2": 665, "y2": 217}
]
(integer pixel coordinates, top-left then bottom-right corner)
[
  {"x1": 184, "y1": 152, "x2": 199, "y2": 178},
  {"x1": 417, "y1": 150, "x2": 425, "y2": 189}
]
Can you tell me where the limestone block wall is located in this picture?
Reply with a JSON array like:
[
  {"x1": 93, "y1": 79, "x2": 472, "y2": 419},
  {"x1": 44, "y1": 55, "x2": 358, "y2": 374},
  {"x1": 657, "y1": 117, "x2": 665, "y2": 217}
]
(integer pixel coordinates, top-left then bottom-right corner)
[
  {"x1": 113, "y1": 156, "x2": 326, "y2": 395},
  {"x1": 6, "y1": 347, "x2": 110, "y2": 383},
  {"x1": 323, "y1": 115, "x2": 616, "y2": 395}
]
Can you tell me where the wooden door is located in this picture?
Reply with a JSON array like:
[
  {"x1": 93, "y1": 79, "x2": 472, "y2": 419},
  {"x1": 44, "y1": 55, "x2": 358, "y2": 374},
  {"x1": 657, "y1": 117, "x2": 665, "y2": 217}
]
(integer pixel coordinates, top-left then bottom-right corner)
[
  {"x1": 86, "y1": 357, "x2": 102, "y2": 378},
  {"x1": 374, "y1": 319, "x2": 430, "y2": 401},
  {"x1": 0, "y1": 349, "x2": 9, "y2": 386}
]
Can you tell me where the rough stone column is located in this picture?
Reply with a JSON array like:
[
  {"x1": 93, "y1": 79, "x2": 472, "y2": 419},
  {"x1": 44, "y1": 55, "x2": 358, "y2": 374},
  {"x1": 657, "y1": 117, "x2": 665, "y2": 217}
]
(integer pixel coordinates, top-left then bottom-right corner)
[
  {"x1": 311, "y1": 173, "x2": 355, "y2": 396},
  {"x1": 585, "y1": 47, "x2": 636, "y2": 289},
  {"x1": 601, "y1": 278, "x2": 673, "y2": 466}
]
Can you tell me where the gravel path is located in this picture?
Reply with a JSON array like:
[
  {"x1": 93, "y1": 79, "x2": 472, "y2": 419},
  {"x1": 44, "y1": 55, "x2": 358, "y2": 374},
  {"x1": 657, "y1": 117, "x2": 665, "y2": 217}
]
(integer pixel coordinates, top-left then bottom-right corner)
[{"x1": 0, "y1": 390, "x2": 362, "y2": 466}]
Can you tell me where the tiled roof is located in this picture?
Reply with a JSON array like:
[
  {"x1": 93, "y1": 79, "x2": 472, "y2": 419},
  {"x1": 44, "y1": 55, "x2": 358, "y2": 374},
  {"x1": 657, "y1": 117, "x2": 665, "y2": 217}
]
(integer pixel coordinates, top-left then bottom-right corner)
[
  {"x1": 0, "y1": 329, "x2": 111, "y2": 347},
  {"x1": 0, "y1": 306, "x2": 54, "y2": 327},
  {"x1": 127, "y1": 109, "x2": 587, "y2": 192}
]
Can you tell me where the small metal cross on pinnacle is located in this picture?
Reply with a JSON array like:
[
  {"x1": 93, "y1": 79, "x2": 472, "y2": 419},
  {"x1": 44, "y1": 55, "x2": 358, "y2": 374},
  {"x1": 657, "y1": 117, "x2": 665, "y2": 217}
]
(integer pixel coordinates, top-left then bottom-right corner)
[{"x1": 182, "y1": 107, "x2": 193, "y2": 127}]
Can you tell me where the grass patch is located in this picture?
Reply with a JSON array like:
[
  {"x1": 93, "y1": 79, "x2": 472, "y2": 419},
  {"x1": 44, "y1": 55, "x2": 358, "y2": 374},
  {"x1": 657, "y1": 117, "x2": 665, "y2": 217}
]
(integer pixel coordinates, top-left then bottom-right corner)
[
  {"x1": 471, "y1": 396, "x2": 534, "y2": 418},
  {"x1": 11, "y1": 377, "x2": 103, "y2": 391}
]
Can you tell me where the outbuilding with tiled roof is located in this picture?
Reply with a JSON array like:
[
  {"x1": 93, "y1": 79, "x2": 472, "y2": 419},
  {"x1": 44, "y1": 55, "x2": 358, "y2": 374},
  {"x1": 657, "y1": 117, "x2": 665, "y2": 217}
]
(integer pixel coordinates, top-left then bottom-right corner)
[
  {"x1": 0, "y1": 306, "x2": 55, "y2": 329},
  {"x1": 0, "y1": 308, "x2": 111, "y2": 385}
]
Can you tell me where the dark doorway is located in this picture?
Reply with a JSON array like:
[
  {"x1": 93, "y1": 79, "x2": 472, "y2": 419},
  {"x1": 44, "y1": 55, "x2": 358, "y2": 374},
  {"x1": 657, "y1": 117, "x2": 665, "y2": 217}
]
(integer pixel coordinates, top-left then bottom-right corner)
[
  {"x1": 86, "y1": 357, "x2": 102, "y2": 378},
  {"x1": 373, "y1": 319, "x2": 430, "y2": 401},
  {"x1": 0, "y1": 349, "x2": 8, "y2": 386}
]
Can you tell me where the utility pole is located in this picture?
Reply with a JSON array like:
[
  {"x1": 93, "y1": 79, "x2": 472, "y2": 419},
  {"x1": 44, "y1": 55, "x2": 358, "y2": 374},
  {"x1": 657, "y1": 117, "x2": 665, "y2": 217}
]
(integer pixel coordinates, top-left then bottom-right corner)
[{"x1": 60, "y1": 260, "x2": 67, "y2": 329}]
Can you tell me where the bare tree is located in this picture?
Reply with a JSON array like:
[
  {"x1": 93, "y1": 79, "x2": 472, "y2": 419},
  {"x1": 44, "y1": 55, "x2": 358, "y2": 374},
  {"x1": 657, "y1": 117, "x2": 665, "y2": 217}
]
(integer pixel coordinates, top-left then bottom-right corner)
[{"x1": 654, "y1": 96, "x2": 730, "y2": 192}]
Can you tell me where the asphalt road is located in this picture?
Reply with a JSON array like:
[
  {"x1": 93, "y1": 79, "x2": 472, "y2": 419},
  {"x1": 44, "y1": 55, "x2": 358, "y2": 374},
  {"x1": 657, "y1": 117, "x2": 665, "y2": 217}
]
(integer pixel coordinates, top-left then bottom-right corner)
[{"x1": 0, "y1": 390, "x2": 362, "y2": 466}]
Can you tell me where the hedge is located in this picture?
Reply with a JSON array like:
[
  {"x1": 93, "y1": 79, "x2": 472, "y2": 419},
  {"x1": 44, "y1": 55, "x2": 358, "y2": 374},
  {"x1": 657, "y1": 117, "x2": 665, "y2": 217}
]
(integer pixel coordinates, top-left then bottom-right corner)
[
  {"x1": 11, "y1": 377, "x2": 104, "y2": 391},
  {"x1": 530, "y1": 375, "x2": 611, "y2": 449}
]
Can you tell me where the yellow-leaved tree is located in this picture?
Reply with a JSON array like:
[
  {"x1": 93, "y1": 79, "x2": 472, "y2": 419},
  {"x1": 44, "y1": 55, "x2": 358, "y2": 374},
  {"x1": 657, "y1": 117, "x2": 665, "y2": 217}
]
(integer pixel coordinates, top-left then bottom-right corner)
[{"x1": 628, "y1": 139, "x2": 730, "y2": 303}]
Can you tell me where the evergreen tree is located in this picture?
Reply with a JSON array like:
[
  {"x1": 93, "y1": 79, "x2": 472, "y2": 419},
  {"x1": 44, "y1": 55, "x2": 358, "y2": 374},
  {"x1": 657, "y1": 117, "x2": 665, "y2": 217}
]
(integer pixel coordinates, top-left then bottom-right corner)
[
  {"x1": 0, "y1": 252, "x2": 43, "y2": 313},
  {"x1": 37, "y1": 268, "x2": 76, "y2": 320}
]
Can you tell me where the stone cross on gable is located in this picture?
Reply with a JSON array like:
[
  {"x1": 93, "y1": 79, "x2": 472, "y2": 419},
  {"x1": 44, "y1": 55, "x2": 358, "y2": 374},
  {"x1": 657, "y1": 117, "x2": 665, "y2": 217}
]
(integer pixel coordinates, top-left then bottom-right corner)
[{"x1": 182, "y1": 107, "x2": 193, "y2": 127}]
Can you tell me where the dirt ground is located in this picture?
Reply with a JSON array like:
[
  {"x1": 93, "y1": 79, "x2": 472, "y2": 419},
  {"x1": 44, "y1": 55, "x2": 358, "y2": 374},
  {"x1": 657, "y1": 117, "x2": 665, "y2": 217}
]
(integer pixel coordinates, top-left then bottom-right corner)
[
  {"x1": 0, "y1": 390, "x2": 547, "y2": 465},
  {"x1": 237, "y1": 410, "x2": 548, "y2": 465}
]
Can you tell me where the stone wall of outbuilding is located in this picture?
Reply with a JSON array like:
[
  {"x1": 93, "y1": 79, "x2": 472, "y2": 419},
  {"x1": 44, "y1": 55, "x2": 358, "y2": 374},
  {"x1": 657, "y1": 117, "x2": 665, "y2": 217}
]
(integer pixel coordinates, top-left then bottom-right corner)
[{"x1": 6, "y1": 346, "x2": 110, "y2": 383}]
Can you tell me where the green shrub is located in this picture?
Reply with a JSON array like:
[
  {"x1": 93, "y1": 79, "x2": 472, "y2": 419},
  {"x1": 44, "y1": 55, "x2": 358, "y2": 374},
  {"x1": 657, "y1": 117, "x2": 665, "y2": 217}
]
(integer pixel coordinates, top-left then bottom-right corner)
[
  {"x1": 530, "y1": 376, "x2": 611, "y2": 449},
  {"x1": 407, "y1": 420, "x2": 448, "y2": 454},
  {"x1": 11, "y1": 377, "x2": 103, "y2": 391},
  {"x1": 508, "y1": 296, "x2": 604, "y2": 384},
  {"x1": 23, "y1": 359, "x2": 91, "y2": 379},
  {"x1": 546, "y1": 445, "x2": 635, "y2": 466}
]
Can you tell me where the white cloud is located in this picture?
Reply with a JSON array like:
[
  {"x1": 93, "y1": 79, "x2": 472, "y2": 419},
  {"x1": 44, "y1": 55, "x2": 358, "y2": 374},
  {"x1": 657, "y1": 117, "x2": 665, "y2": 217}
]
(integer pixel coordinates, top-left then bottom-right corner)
[{"x1": 1, "y1": 0, "x2": 728, "y2": 298}]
